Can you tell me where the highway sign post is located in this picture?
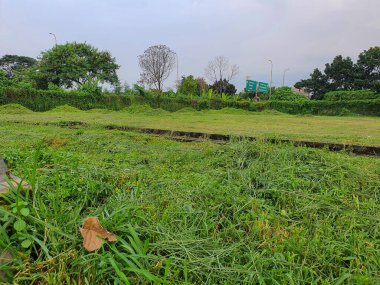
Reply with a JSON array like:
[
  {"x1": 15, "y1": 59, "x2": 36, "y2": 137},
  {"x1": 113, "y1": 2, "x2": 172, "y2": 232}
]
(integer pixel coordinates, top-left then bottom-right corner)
[
  {"x1": 246, "y1": 80, "x2": 257, "y2": 92},
  {"x1": 258, "y1": 82, "x2": 269, "y2": 94},
  {"x1": 246, "y1": 80, "x2": 270, "y2": 96}
]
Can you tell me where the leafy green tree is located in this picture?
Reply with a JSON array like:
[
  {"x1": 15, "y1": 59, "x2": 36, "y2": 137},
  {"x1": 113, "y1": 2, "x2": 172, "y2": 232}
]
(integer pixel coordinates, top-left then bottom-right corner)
[
  {"x1": 295, "y1": 46, "x2": 380, "y2": 99},
  {"x1": 210, "y1": 79, "x2": 237, "y2": 95},
  {"x1": 37, "y1": 42, "x2": 120, "y2": 88},
  {"x1": 356, "y1": 46, "x2": 380, "y2": 92},
  {"x1": 7, "y1": 65, "x2": 49, "y2": 90},
  {"x1": 0, "y1": 65, "x2": 39, "y2": 89},
  {"x1": 0, "y1": 70, "x2": 13, "y2": 87},
  {"x1": 178, "y1": 75, "x2": 209, "y2": 96},
  {"x1": 324, "y1": 55, "x2": 355, "y2": 90},
  {"x1": 0, "y1": 55, "x2": 36, "y2": 78},
  {"x1": 178, "y1": 75, "x2": 199, "y2": 96},
  {"x1": 295, "y1": 68, "x2": 329, "y2": 99}
]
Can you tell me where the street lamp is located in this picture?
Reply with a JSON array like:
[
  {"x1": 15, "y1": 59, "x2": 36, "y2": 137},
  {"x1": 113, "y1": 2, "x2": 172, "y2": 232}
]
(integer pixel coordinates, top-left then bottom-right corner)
[
  {"x1": 49, "y1": 33, "x2": 57, "y2": 46},
  {"x1": 282, "y1": 68, "x2": 290, "y2": 87},
  {"x1": 174, "y1": 52, "x2": 179, "y2": 84},
  {"x1": 268, "y1": 59, "x2": 273, "y2": 98},
  {"x1": 172, "y1": 51, "x2": 180, "y2": 90}
]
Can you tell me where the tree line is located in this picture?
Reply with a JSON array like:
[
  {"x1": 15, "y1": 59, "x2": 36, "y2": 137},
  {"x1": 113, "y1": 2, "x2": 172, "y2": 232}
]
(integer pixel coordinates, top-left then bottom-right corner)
[
  {"x1": 1, "y1": 43, "x2": 379, "y2": 99},
  {"x1": 0, "y1": 42, "x2": 239, "y2": 96},
  {"x1": 295, "y1": 47, "x2": 380, "y2": 99}
]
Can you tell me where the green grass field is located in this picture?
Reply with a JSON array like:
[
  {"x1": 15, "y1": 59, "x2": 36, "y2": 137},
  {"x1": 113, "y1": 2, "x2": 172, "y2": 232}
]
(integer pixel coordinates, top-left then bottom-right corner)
[
  {"x1": 1, "y1": 104, "x2": 380, "y2": 146},
  {"x1": 0, "y1": 105, "x2": 380, "y2": 284}
]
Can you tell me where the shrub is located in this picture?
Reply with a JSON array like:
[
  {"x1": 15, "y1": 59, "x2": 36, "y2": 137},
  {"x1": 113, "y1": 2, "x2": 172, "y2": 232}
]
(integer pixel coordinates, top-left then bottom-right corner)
[
  {"x1": 271, "y1": 87, "x2": 308, "y2": 101},
  {"x1": 1, "y1": 87, "x2": 380, "y2": 116},
  {"x1": 132, "y1": 84, "x2": 151, "y2": 97},
  {"x1": 0, "y1": 87, "x2": 131, "y2": 111},
  {"x1": 323, "y1": 90, "x2": 380, "y2": 101},
  {"x1": 76, "y1": 79, "x2": 102, "y2": 96},
  {"x1": 270, "y1": 99, "x2": 380, "y2": 116}
]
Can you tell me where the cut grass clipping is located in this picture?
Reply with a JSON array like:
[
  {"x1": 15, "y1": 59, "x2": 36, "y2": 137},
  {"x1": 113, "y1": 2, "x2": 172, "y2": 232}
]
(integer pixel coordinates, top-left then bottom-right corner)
[{"x1": 0, "y1": 119, "x2": 379, "y2": 284}]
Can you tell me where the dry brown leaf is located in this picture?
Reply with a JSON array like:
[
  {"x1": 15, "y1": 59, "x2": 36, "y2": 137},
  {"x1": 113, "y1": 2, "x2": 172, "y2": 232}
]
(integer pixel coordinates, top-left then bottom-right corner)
[{"x1": 80, "y1": 217, "x2": 117, "y2": 252}]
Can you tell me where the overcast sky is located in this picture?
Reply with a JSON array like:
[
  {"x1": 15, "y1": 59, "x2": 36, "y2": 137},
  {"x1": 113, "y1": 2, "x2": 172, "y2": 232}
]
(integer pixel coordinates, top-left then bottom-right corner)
[{"x1": 1, "y1": 0, "x2": 379, "y2": 91}]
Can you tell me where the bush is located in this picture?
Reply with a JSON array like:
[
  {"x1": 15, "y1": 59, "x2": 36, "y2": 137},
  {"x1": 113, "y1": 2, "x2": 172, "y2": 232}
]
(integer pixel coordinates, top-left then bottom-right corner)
[
  {"x1": 323, "y1": 90, "x2": 380, "y2": 101},
  {"x1": 270, "y1": 99, "x2": 380, "y2": 116},
  {"x1": 0, "y1": 87, "x2": 132, "y2": 111},
  {"x1": 1, "y1": 87, "x2": 380, "y2": 116},
  {"x1": 239, "y1": 91, "x2": 269, "y2": 100},
  {"x1": 0, "y1": 70, "x2": 14, "y2": 87},
  {"x1": 76, "y1": 80, "x2": 102, "y2": 96},
  {"x1": 271, "y1": 87, "x2": 308, "y2": 101}
]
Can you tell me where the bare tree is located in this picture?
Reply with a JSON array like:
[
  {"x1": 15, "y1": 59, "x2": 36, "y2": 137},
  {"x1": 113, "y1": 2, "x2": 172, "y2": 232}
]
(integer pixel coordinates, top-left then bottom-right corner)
[
  {"x1": 205, "y1": 56, "x2": 239, "y2": 95},
  {"x1": 138, "y1": 45, "x2": 176, "y2": 91}
]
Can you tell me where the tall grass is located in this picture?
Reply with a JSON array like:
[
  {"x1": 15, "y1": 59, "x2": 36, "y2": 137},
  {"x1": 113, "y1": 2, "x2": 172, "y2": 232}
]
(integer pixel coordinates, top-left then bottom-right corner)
[{"x1": 0, "y1": 123, "x2": 379, "y2": 284}]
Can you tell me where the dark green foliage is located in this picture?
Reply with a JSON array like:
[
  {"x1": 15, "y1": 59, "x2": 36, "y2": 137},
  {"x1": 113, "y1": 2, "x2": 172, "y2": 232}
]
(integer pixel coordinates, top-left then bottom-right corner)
[
  {"x1": 295, "y1": 46, "x2": 380, "y2": 97},
  {"x1": 178, "y1": 75, "x2": 208, "y2": 96},
  {"x1": 269, "y1": 99, "x2": 380, "y2": 116},
  {"x1": 0, "y1": 70, "x2": 13, "y2": 87},
  {"x1": 239, "y1": 91, "x2": 269, "y2": 100},
  {"x1": 37, "y1": 42, "x2": 120, "y2": 88},
  {"x1": 133, "y1": 84, "x2": 151, "y2": 97},
  {"x1": 0, "y1": 55, "x2": 36, "y2": 78},
  {"x1": 1, "y1": 87, "x2": 380, "y2": 116},
  {"x1": 0, "y1": 87, "x2": 136, "y2": 111},
  {"x1": 295, "y1": 68, "x2": 329, "y2": 99},
  {"x1": 324, "y1": 90, "x2": 380, "y2": 101},
  {"x1": 356, "y1": 47, "x2": 380, "y2": 92},
  {"x1": 271, "y1": 87, "x2": 308, "y2": 101},
  {"x1": 324, "y1": 55, "x2": 356, "y2": 90},
  {"x1": 210, "y1": 79, "x2": 237, "y2": 95}
]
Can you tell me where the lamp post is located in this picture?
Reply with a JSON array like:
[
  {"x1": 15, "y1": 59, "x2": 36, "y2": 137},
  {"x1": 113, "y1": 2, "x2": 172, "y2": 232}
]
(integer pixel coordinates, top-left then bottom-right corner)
[
  {"x1": 49, "y1": 33, "x2": 57, "y2": 46},
  {"x1": 268, "y1": 59, "x2": 273, "y2": 98},
  {"x1": 175, "y1": 52, "x2": 179, "y2": 85},
  {"x1": 282, "y1": 68, "x2": 290, "y2": 87}
]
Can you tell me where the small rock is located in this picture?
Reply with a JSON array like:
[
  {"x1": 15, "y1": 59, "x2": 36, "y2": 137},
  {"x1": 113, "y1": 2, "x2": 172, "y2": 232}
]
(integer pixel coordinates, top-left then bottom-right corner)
[
  {"x1": 0, "y1": 250, "x2": 14, "y2": 282},
  {"x1": 0, "y1": 158, "x2": 30, "y2": 193}
]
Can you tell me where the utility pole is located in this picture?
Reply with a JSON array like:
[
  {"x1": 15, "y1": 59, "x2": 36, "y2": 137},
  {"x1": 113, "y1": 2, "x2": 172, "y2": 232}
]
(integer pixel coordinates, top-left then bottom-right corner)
[
  {"x1": 282, "y1": 68, "x2": 290, "y2": 87},
  {"x1": 49, "y1": 33, "x2": 57, "y2": 46},
  {"x1": 174, "y1": 52, "x2": 179, "y2": 87},
  {"x1": 268, "y1": 59, "x2": 273, "y2": 98}
]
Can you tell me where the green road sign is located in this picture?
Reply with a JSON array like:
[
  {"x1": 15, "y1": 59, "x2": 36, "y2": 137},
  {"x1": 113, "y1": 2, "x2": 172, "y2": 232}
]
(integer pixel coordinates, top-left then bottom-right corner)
[
  {"x1": 246, "y1": 80, "x2": 257, "y2": 92},
  {"x1": 258, "y1": 82, "x2": 269, "y2": 94}
]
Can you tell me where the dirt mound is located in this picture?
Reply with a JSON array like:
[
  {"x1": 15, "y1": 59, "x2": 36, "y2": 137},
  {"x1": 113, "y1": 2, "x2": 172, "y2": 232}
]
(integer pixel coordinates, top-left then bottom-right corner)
[
  {"x1": 123, "y1": 104, "x2": 169, "y2": 115},
  {"x1": 0, "y1": 104, "x2": 33, "y2": 114}
]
